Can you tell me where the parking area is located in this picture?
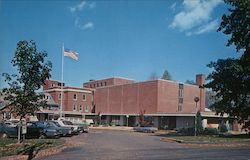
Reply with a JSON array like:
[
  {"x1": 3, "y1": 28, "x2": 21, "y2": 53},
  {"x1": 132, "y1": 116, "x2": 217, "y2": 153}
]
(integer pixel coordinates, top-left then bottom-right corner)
[{"x1": 37, "y1": 129, "x2": 250, "y2": 160}]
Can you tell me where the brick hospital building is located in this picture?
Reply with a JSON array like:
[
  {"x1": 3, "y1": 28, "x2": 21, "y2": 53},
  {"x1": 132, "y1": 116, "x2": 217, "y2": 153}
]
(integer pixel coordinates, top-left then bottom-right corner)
[{"x1": 30, "y1": 74, "x2": 228, "y2": 130}]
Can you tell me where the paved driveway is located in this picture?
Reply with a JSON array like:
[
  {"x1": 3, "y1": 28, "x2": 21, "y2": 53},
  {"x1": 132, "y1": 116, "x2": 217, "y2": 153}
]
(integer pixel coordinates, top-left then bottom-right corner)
[{"x1": 37, "y1": 129, "x2": 250, "y2": 160}]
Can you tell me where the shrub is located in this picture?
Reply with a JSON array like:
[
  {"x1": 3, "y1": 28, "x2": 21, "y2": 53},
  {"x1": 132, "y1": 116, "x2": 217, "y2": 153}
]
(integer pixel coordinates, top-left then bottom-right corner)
[
  {"x1": 218, "y1": 123, "x2": 228, "y2": 133},
  {"x1": 203, "y1": 128, "x2": 219, "y2": 135},
  {"x1": 177, "y1": 127, "x2": 195, "y2": 136}
]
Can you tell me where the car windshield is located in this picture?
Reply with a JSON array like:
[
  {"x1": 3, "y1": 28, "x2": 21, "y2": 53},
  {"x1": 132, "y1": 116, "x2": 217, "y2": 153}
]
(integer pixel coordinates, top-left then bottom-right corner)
[
  {"x1": 63, "y1": 121, "x2": 73, "y2": 125},
  {"x1": 47, "y1": 122, "x2": 58, "y2": 127},
  {"x1": 52, "y1": 121, "x2": 61, "y2": 127}
]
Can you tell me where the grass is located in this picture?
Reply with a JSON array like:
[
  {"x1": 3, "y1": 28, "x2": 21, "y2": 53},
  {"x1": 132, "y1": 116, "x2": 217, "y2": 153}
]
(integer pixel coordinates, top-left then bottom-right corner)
[
  {"x1": 0, "y1": 138, "x2": 65, "y2": 158},
  {"x1": 159, "y1": 134, "x2": 250, "y2": 145}
]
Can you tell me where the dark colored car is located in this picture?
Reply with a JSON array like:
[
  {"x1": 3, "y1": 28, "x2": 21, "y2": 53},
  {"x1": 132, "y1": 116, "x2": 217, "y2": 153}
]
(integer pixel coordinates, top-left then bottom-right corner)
[
  {"x1": 43, "y1": 121, "x2": 73, "y2": 136},
  {"x1": 0, "y1": 122, "x2": 17, "y2": 138},
  {"x1": 27, "y1": 121, "x2": 62, "y2": 138}
]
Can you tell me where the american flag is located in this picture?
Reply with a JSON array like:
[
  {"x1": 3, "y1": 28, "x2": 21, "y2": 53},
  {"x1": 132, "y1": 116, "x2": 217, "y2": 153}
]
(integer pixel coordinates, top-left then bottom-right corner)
[{"x1": 64, "y1": 49, "x2": 78, "y2": 60}]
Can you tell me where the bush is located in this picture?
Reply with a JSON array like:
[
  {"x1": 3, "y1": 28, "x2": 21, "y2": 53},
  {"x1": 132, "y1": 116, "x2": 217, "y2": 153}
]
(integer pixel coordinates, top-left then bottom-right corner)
[
  {"x1": 218, "y1": 123, "x2": 228, "y2": 133},
  {"x1": 202, "y1": 128, "x2": 219, "y2": 135},
  {"x1": 177, "y1": 127, "x2": 195, "y2": 136}
]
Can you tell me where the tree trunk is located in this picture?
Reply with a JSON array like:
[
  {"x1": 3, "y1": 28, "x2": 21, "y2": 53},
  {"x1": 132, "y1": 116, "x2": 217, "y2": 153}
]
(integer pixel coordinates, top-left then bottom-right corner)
[{"x1": 18, "y1": 117, "x2": 23, "y2": 143}]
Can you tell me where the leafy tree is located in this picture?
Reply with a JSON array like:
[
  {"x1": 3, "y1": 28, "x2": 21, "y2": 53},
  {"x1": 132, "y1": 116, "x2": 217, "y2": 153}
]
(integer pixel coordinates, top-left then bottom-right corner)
[
  {"x1": 2, "y1": 40, "x2": 52, "y2": 142},
  {"x1": 196, "y1": 111, "x2": 203, "y2": 135},
  {"x1": 161, "y1": 70, "x2": 172, "y2": 80},
  {"x1": 148, "y1": 72, "x2": 158, "y2": 80},
  {"x1": 206, "y1": 0, "x2": 250, "y2": 131},
  {"x1": 218, "y1": 0, "x2": 250, "y2": 54}
]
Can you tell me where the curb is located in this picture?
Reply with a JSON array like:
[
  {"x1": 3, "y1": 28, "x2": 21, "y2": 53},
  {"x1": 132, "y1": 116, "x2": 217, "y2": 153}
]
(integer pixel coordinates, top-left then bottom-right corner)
[{"x1": 160, "y1": 138, "x2": 184, "y2": 143}]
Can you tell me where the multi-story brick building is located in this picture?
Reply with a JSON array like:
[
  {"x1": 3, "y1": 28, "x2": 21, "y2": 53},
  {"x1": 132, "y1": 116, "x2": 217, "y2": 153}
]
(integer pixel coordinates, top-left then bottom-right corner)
[
  {"x1": 83, "y1": 74, "x2": 207, "y2": 129},
  {"x1": 2, "y1": 74, "x2": 233, "y2": 129},
  {"x1": 37, "y1": 80, "x2": 96, "y2": 122}
]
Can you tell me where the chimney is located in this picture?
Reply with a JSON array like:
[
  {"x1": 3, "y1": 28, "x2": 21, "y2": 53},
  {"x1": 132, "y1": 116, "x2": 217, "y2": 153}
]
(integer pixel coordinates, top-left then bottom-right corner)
[{"x1": 196, "y1": 74, "x2": 205, "y2": 86}]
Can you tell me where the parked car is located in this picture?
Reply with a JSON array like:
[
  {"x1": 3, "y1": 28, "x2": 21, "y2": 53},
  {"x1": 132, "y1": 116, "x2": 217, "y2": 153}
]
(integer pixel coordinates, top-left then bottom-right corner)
[
  {"x1": 46, "y1": 121, "x2": 73, "y2": 136},
  {"x1": 27, "y1": 121, "x2": 62, "y2": 138},
  {"x1": 73, "y1": 122, "x2": 89, "y2": 133},
  {"x1": 56, "y1": 118, "x2": 79, "y2": 134},
  {"x1": 0, "y1": 122, "x2": 18, "y2": 138},
  {"x1": 134, "y1": 126, "x2": 158, "y2": 133}
]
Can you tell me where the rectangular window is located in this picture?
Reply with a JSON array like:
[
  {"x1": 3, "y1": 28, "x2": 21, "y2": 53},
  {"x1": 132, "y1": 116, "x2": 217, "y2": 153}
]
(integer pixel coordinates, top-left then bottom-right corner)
[
  {"x1": 178, "y1": 98, "x2": 183, "y2": 104},
  {"x1": 93, "y1": 84, "x2": 95, "y2": 88},
  {"x1": 97, "y1": 83, "x2": 99, "y2": 87},
  {"x1": 100, "y1": 82, "x2": 103, "y2": 86},
  {"x1": 85, "y1": 106, "x2": 89, "y2": 112},
  {"x1": 83, "y1": 94, "x2": 86, "y2": 101},
  {"x1": 73, "y1": 94, "x2": 77, "y2": 100},
  {"x1": 79, "y1": 105, "x2": 82, "y2": 111},
  {"x1": 58, "y1": 93, "x2": 61, "y2": 100},
  {"x1": 178, "y1": 104, "x2": 182, "y2": 112},
  {"x1": 73, "y1": 104, "x2": 77, "y2": 111},
  {"x1": 104, "y1": 82, "x2": 107, "y2": 86},
  {"x1": 90, "y1": 84, "x2": 92, "y2": 88}
]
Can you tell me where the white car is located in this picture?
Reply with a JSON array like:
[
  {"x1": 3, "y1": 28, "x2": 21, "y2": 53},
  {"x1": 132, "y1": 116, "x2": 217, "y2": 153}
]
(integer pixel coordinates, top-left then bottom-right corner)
[{"x1": 57, "y1": 118, "x2": 80, "y2": 134}]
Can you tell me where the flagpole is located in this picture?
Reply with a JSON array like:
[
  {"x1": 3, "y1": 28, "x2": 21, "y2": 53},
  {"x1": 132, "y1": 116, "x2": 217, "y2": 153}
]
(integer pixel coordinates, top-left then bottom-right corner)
[{"x1": 60, "y1": 43, "x2": 64, "y2": 118}]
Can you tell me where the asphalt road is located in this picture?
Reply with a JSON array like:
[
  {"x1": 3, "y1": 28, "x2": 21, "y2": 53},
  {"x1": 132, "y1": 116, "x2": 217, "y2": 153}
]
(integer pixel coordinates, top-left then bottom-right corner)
[{"x1": 37, "y1": 129, "x2": 250, "y2": 160}]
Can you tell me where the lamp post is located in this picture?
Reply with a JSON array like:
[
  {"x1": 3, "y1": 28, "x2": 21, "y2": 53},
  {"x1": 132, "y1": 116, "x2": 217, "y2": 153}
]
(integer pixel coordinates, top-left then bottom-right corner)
[{"x1": 194, "y1": 97, "x2": 200, "y2": 136}]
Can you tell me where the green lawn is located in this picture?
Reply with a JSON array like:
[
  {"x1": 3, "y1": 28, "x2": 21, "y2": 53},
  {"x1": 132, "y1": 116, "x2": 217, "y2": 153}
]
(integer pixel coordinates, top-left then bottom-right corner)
[
  {"x1": 0, "y1": 138, "x2": 65, "y2": 157},
  {"x1": 161, "y1": 134, "x2": 250, "y2": 145}
]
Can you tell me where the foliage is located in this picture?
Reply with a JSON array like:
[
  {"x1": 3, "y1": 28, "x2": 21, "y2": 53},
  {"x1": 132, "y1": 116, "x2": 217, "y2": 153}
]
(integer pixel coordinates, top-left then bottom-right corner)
[
  {"x1": 218, "y1": 123, "x2": 228, "y2": 133},
  {"x1": 218, "y1": 0, "x2": 250, "y2": 53},
  {"x1": 205, "y1": 90, "x2": 216, "y2": 110},
  {"x1": 177, "y1": 127, "x2": 195, "y2": 136},
  {"x1": 139, "y1": 109, "x2": 146, "y2": 127},
  {"x1": 2, "y1": 40, "x2": 52, "y2": 120},
  {"x1": 206, "y1": 0, "x2": 250, "y2": 127},
  {"x1": 202, "y1": 128, "x2": 219, "y2": 135},
  {"x1": 161, "y1": 70, "x2": 172, "y2": 80},
  {"x1": 196, "y1": 111, "x2": 203, "y2": 135}
]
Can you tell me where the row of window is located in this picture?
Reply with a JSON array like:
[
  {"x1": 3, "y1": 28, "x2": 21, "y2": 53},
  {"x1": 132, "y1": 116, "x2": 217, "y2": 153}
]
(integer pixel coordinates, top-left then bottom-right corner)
[
  {"x1": 58, "y1": 94, "x2": 86, "y2": 101},
  {"x1": 89, "y1": 81, "x2": 107, "y2": 88},
  {"x1": 178, "y1": 84, "x2": 184, "y2": 112},
  {"x1": 73, "y1": 104, "x2": 89, "y2": 112}
]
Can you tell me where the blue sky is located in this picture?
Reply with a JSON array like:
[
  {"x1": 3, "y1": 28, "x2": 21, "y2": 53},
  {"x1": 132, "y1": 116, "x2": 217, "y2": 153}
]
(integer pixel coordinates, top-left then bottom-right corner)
[{"x1": 0, "y1": 0, "x2": 238, "y2": 88}]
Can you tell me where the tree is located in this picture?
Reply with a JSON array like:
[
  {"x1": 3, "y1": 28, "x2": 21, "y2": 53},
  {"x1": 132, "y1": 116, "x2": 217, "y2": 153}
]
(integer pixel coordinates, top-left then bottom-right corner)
[
  {"x1": 161, "y1": 70, "x2": 172, "y2": 80},
  {"x1": 206, "y1": 0, "x2": 250, "y2": 131},
  {"x1": 196, "y1": 111, "x2": 203, "y2": 135},
  {"x1": 148, "y1": 72, "x2": 158, "y2": 80},
  {"x1": 2, "y1": 40, "x2": 52, "y2": 142},
  {"x1": 218, "y1": 0, "x2": 250, "y2": 54}
]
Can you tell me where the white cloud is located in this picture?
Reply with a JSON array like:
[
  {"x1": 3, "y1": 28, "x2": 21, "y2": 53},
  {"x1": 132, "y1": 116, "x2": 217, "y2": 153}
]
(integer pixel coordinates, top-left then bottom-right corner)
[
  {"x1": 69, "y1": 1, "x2": 96, "y2": 31},
  {"x1": 186, "y1": 20, "x2": 219, "y2": 36},
  {"x1": 170, "y1": 2, "x2": 176, "y2": 11},
  {"x1": 70, "y1": 1, "x2": 87, "y2": 13},
  {"x1": 82, "y1": 22, "x2": 94, "y2": 30},
  {"x1": 69, "y1": 1, "x2": 95, "y2": 13},
  {"x1": 169, "y1": 0, "x2": 222, "y2": 35},
  {"x1": 75, "y1": 19, "x2": 94, "y2": 30}
]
